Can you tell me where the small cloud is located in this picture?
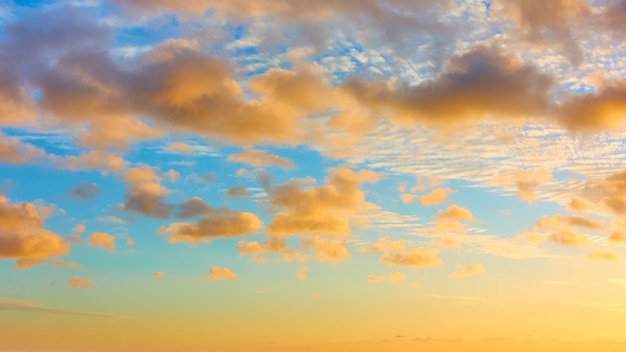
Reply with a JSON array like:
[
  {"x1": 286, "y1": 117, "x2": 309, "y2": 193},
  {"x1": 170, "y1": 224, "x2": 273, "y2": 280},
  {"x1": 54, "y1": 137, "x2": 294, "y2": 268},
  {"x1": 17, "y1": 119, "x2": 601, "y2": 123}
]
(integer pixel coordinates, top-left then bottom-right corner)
[
  {"x1": 419, "y1": 188, "x2": 455, "y2": 206},
  {"x1": 388, "y1": 272, "x2": 406, "y2": 283},
  {"x1": 65, "y1": 182, "x2": 100, "y2": 201},
  {"x1": 225, "y1": 185, "x2": 252, "y2": 198},
  {"x1": 449, "y1": 263, "x2": 485, "y2": 279},
  {"x1": 67, "y1": 276, "x2": 93, "y2": 289},
  {"x1": 204, "y1": 266, "x2": 238, "y2": 280},
  {"x1": 227, "y1": 148, "x2": 293, "y2": 169},
  {"x1": 97, "y1": 216, "x2": 126, "y2": 224},
  {"x1": 87, "y1": 232, "x2": 116, "y2": 253},
  {"x1": 72, "y1": 224, "x2": 86, "y2": 233},
  {"x1": 153, "y1": 272, "x2": 165, "y2": 279},
  {"x1": 586, "y1": 249, "x2": 621, "y2": 262},
  {"x1": 51, "y1": 259, "x2": 82, "y2": 269},
  {"x1": 434, "y1": 204, "x2": 475, "y2": 223},
  {"x1": 297, "y1": 266, "x2": 308, "y2": 280},
  {"x1": 368, "y1": 274, "x2": 386, "y2": 282}
]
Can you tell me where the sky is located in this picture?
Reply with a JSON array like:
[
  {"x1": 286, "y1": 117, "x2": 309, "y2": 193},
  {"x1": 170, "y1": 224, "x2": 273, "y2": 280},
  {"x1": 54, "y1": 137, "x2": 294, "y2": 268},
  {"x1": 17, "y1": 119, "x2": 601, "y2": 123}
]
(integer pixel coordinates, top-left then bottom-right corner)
[{"x1": 3, "y1": 0, "x2": 626, "y2": 351}]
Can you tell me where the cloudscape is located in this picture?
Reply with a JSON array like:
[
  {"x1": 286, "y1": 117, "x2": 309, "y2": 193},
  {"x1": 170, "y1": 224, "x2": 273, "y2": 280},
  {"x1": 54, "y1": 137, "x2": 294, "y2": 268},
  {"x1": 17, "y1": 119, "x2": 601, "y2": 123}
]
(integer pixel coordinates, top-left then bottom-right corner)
[{"x1": 2, "y1": 1, "x2": 626, "y2": 351}]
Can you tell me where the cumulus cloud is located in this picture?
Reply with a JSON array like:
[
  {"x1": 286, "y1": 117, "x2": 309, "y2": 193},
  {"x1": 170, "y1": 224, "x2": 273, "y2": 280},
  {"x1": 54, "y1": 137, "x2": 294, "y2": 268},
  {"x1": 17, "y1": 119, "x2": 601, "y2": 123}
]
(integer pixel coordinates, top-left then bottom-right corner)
[
  {"x1": 342, "y1": 45, "x2": 553, "y2": 128},
  {"x1": 449, "y1": 263, "x2": 485, "y2": 279},
  {"x1": 0, "y1": 196, "x2": 69, "y2": 269},
  {"x1": 491, "y1": 168, "x2": 551, "y2": 202},
  {"x1": 368, "y1": 274, "x2": 386, "y2": 282},
  {"x1": 547, "y1": 230, "x2": 589, "y2": 247},
  {"x1": 609, "y1": 231, "x2": 626, "y2": 245},
  {"x1": 419, "y1": 188, "x2": 455, "y2": 206},
  {"x1": 123, "y1": 166, "x2": 171, "y2": 219},
  {"x1": 160, "y1": 197, "x2": 262, "y2": 244},
  {"x1": 433, "y1": 204, "x2": 475, "y2": 223},
  {"x1": 204, "y1": 265, "x2": 238, "y2": 280},
  {"x1": 381, "y1": 246, "x2": 443, "y2": 267},
  {"x1": 153, "y1": 272, "x2": 165, "y2": 279},
  {"x1": 236, "y1": 237, "x2": 308, "y2": 262},
  {"x1": 297, "y1": 266, "x2": 308, "y2": 280},
  {"x1": 227, "y1": 149, "x2": 294, "y2": 169},
  {"x1": 87, "y1": 232, "x2": 116, "y2": 253},
  {"x1": 267, "y1": 168, "x2": 379, "y2": 237},
  {"x1": 303, "y1": 237, "x2": 350, "y2": 262},
  {"x1": 65, "y1": 182, "x2": 100, "y2": 201},
  {"x1": 67, "y1": 276, "x2": 93, "y2": 288},
  {"x1": 0, "y1": 133, "x2": 45, "y2": 164}
]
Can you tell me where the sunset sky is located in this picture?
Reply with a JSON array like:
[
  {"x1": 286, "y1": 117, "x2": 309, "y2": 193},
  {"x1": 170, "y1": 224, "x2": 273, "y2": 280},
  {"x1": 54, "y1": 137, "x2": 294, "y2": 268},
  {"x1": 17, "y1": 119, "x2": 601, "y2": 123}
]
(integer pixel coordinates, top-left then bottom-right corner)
[{"x1": 3, "y1": 0, "x2": 626, "y2": 351}]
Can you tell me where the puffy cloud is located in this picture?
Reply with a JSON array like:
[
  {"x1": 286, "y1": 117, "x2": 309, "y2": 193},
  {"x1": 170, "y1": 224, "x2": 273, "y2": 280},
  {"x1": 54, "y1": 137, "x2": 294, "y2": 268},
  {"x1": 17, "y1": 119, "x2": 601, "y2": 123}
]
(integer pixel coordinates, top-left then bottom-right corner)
[
  {"x1": 153, "y1": 272, "x2": 165, "y2": 279},
  {"x1": 65, "y1": 182, "x2": 100, "y2": 201},
  {"x1": 399, "y1": 193, "x2": 415, "y2": 204},
  {"x1": 449, "y1": 263, "x2": 485, "y2": 279},
  {"x1": 123, "y1": 167, "x2": 171, "y2": 219},
  {"x1": 586, "y1": 249, "x2": 621, "y2": 262},
  {"x1": 381, "y1": 246, "x2": 443, "y2": 267},
  {"x1": 388, "y1": 272, "x2": 406, "y2": 283},
  {"x1": 491, "y1": 168, "x2": 551, "y2": 202},
  {"x1": 224, "y1": 185, "x2": 252, "y2": 198},
  {"x1": 567, "y1": 198, "x2": 590, "y2": 213},
  {"x1": 164, "y1": 142, "x2": 194, "y2": 155},
  {"x1": 72, "y1": 224, "x2": 86, "y2": 234},
  {"x1": 87, "y1": 232, "x2": 115, "y2": 253},
  {"x1": 433, "y1": 204, "x2": 475, "y2": 223},
  {"x1": 227, "y1": 149, "x2": 294, "y2": 169},
  {"x1": 609, "y1": 231, "x2": 626, "y2": 245},
  {"x1": 430, "y1": 237, "x2": 462, "y2": 248},
  {"x1": 0, "y1": 196, "x2": 69, "y2": 268},
  {"x1": 419, "y1": 188, "x2": 455, "y2": 206},
  {"x1": 304, "y1": 237, "x2": 350, "y2": 263},
  {"x1": 204, "y1": 265, "x2": 238, "y2": 280},
  {"x1": 267, "y1": 168, "x2": 379, "y2": 236},
  {"x1": 236, "y1": 237, "x2": 308, "y2": 262},
  {"x1": 0, "y1": 134, "x2": 44, "y2": 164},
  {"x1": 558, "y1": 79, "x2": 626, "y2": 132},
  {"x1": 515, "y1": 232, "x2": 545, "y2": 244},
  {"x1": 494, "y1": 0, "x2": 590, "y2": 64},
  {"x1": 161, "y1": 198, "x2": 262, "y2": 244},
  {"x1": 547, "y1": 230, "x2": 589, "y2": 247},
  {"x1": 342, "y1": 45, "x2": 553, "y2": 128},
  {"x1": 67, "y1": 276, "x2": 93, "y2": 288}
]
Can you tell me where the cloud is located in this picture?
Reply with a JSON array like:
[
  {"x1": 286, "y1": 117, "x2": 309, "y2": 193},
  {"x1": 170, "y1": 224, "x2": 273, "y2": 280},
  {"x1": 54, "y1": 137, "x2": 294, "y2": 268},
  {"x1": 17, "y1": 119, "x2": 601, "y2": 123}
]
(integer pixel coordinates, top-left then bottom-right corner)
[
  {"x1": 236, "y1": 237, "x2": 308, "y2": 262},
  {"x1": 227, "y1": 149, "x2": 294, "y2": 169},
  {"x1": 304, "y1": 237, "x2": 350, "y2": 262},
  {"x1": 515, "y1": 232, "x2": 545, "y2": 244},
  {"x1": 419, "y1": 188, "x2": 455, "y2": 206},
  {"x1": 533, "y1": 214, "x2": 605, "y2": 231},
  {"x1": 153, "y1": 272, "x2": 165, "y2": 279},
  {"x1": 297, "y1": 266, "x2": 308, "y2": 280},
  {"x1": 160, "y1": 198, "x2": 262, "y2": 244},
  {"x1": 388, "y1": 272, "x2": 406, "y2": 282},
  {"x1": 547, "y1": 230, "x2": 589, "y2": 247},
  {"x1": 123, "y1": 166, "x2": 171, "y2": 219},
  {"x1": 491, "y1": 168, "x2": 551, "y2": 202},
  {"x1": 267, "y1": 168, "x2": 379, "y2": 236},
  {"x1": 164, "y1": 142, "x2": 194, "y2": 155},
  {"x1": 0, "y1": 195, "x2": 69, "y2": 268},
  {"x1": 51, "y1": 259, "x2": 82, "y2": 269},
  {"x1": 204, "y1": 265, "x2": 238, "y2": 280},
  {"x1": 449, "y1": 263, "x2": 485, "y2": 279},
  {"x1": 433, "y1": 204, "x2": 475, "y2": 223},
  {"x1": 609, "y1": 231, "x2": 626, "y2": 245},
  {"x1": 381, "y1": 246, "x2": 443, "y2": 267},
  {"x1": 558, "y1": 79, "x2": 626, "y2": 132},
  {"x1": 0, "y1": 133, "x2": 44, "y2": 164},
  {"x1": 72, "y1": 224, "x2": 86, "y2": 233},
  {"x1": 87, "y1": 232, "x2": 115, "y2": 253},
  {"x1": 224, "y1": 185, "x2": 252, "y2": 198},
  {"x1": 0, "y1": 297, "x2": 128, "y2": 318},
  {"x1": 58, "y1": 151, "x2": 126, "y2": 173},
  {"x1": 368, "y1": 274, "x2": 386, "y2": 282},
  {"x1": 67, "y1": 276, "x2": 93, "y2": 288},
  {"x1": 586, "y1": 249, "x2": 621, "y2": 262},
  {"x1": 65, "y1": 182, "x2": 100, "y2": 201},
  {"x1": 342, "y1": 45, "x2": 554, "y2": 128},
  {"x1": 430, "y1": 237, "x2": 462, "y2": 248}
]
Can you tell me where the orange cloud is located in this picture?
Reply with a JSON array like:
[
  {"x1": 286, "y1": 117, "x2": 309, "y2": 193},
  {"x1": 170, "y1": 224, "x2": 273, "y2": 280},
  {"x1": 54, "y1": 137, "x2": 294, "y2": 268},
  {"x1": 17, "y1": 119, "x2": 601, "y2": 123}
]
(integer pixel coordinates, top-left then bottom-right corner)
[
  {"x1": 449, "y1": 263, "x2": 485, "y2": 279},
  {"x1": 227, "y1": 149, "x2": 293, "y2": 169},
  {"x1": 58, "y1": 150, "x2": 126, "y2": 173},
  {"x1": 87, "y1": 232, "x2": 115, "y2": 253},
  {"x1": 491, "y1": 168, "x2": 551, "y2": 202},
  {"x1": 304, "y1": 237, "x2": 350, "y2": 263},
  {"x1": 533, "y1": 214, "x2": 605, "y2": 231},
  {"x1": 236, "y1": 237, "x2": 308, "y2": 262},
  {"x1": 267, "y1": 168, "x2": 379, "y2": 237},
  {"x1": 388, "y1": 272, "x2": 406, "y2": 282},
  {"x1": 123, "y1": 166, "x2": 171, "y2": 219},
  {"x1": 419, "y1": 188, "x2": 455, "y2": 206},
  {"x1": 161, "y1": 198, "x2": 262, "y2": 244},
  {"x1": 368, "y1": 274, "x2": 386, "y2": 282},
  {"x1": 297, "y1": 266, "x2": 308, "y2": 280},
  {"x1": 381, "y1": 246, "x2": 443, "y2": 267},
  {"x1": 51, "y1": 259, "x2": 82, "y2": 269},
  {"x1": 0, "y1": 196, "x2": 69, "y2": 269},
  {"x1": 609, "y1": 231, "x2": 626, "y2": 245},
  {"x1": 0, "y1": 133, "x2": 44, "y2": 164},
  {"x1": 67, "y1": 276, "x2": 93, "y2": 289},
  {"x1": 153, "y1": 272, "x2": 165, "y2": 279},
  {"x1": 515, "y1": 232, "x2": 545, "y2": 244},
  {"x1": 548, "y1": 230, "x2": 589, "y2": 247},
  {"x1": 586, "y1": 249, "x2": 621, "y2": 262},
  {"x1": 204, "y1": 266, "x2": 238, "y2": 280},
  {"x1": 434, "y1": 204, "x2": 475, "y2": 223}
]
